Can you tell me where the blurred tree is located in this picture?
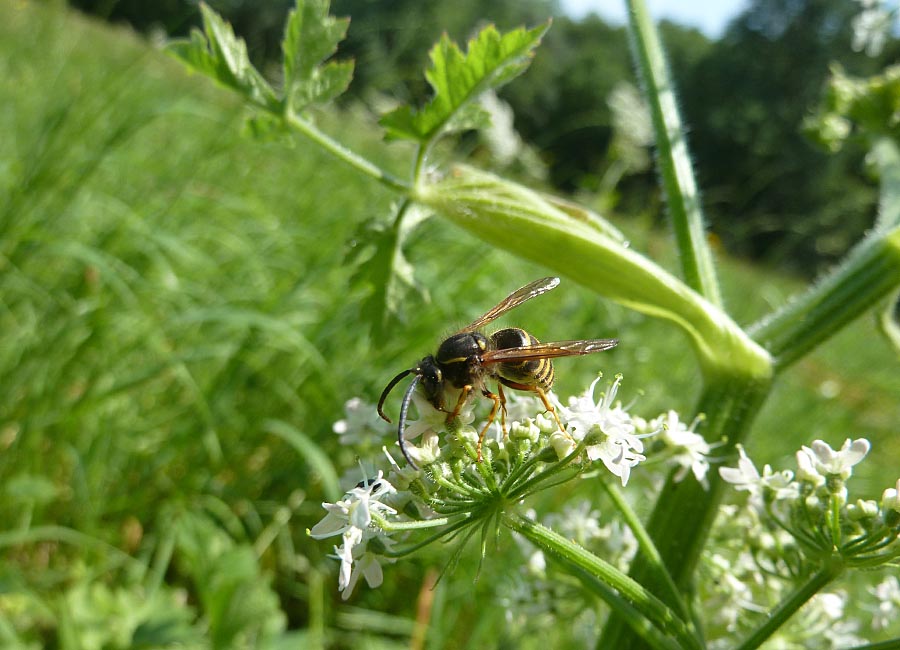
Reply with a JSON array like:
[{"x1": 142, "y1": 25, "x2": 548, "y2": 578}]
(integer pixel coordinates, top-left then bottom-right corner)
[
  {"x1": 67, "y1": 0, "x2": 294, "y2": 64},
  {"x1": 679, "y1": 0, "x2": 889, "y2": 274},
  {"x1": 64, "y1": 0, "x2": 898, "y2": 274},
  {"x1": 501, "y1": 15, "x2": 631, "y2": 191}
]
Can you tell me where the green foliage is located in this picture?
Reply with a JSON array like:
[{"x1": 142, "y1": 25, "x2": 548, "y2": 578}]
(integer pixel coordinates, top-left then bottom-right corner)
[
  {"x1": 345, "y1": 210, "x2": 423, "y2": 337},
  {"x1": 678, "y1": 0, "x2": 886, "y2": 274},
  {"x1": 3, "y1": 1, "x2": 900, "y2": 648},
  {"x1": 806, "y1": 64, "x2": 900, "y2": 151},
  {"x1": 169, "y1": 0, "x2": 354, "y2": 116},
  {"x1": 169, "y1": 3, "x2": 279, "y2": 110},
  {"x1": 282, "y1": 0, "x2": 353, "y2": 113},
  {"x1": 379, "y1": 23, "x2": 549, "y2": 145},
  {"x1": 172, "y1": 510, "x2": 287, "y2": 646}
]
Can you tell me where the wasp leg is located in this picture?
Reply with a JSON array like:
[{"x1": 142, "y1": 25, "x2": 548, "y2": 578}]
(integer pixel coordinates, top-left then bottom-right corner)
[
  {"x1": 476, "y1": 387, "x2": 502, "y2": 462},
  {"x1": 497, "y1": 383, "x2": 509, "y2": 442},
  {"x1": 498, "y1": 379, "x2": 571, "y2": 440},
  {"x1": 446, "y1": 384, "x2": 473, "y2": 422}
]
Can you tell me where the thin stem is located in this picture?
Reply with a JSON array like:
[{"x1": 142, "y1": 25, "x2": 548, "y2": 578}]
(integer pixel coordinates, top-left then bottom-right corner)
[
  {"x1": 284, "y1": 111, "x2": 411, "y2": 194},
  {"x1": 734, "y1": 564, "x2": 843, "y2": 650},
  {"x1": 377, "y1": 514, "x2": 473, "y2": 558},
  {"x1": 600, "y1": 480, "x2": 691, "y2": 622},
  {"x1": 505, "y1": 444, "x2": 585, "y2": 501},
  {"x1": 370, "y1": 511, "x2": 453, "y2": 531},
  {"x1": 504, "y1": 512, "x2": 703, "y2": 650},
  {"x1": 625, "y1": 0, "x2": 722, "y2": 306},
  {"x1": 599, "y1": 373, "x2": 772, "y2": 650}
]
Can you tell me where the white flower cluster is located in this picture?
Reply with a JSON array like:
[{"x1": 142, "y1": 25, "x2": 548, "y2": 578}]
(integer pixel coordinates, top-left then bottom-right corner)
[
  {"x1": 705, "y1": 438, "x2": 900, "y2": 646},
  {"x1": 312, "y1": 377, "x2": 715, "y2": 599},
  {"x1": 308, "y1": 471, "x2": 397, "y2": 600}
]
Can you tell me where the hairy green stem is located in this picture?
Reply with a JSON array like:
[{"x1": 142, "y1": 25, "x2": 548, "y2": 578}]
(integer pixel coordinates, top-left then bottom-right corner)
[
  {"x1": 625, "y1": 0, "x2": 721, "y2": 307},
  {"x1": 599, "y1": 373, "x2": 772, "y2": 649},
  {"x1": 750, "y1": 225, "x2": 900, "y2": 370},
  {"x1": 503, "y1": 511, "x2": 703, "y2": 650},
  {"x1": 285, "y1": 111, "x2": 411, "y2": 194}
]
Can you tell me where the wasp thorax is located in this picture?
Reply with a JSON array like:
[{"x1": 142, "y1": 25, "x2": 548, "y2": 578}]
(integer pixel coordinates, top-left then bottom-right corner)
[{"x1": 435, "y1": 332, "x2": 488, "y2": 388}]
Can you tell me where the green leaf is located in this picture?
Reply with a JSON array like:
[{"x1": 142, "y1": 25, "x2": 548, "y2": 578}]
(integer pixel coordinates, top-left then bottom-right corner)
[
  {"x1": 380, "y1": 22, "x2": 550, "y2": 144},
  {"x1": 346, "y1": 212, "x2": 425, "y2": 337},
  {"x1": 282, "y1": 0, "x2": 354, "y2": 113},
  {"x1": 167, "y1": 3, "x2": 277, "y2": 110}
]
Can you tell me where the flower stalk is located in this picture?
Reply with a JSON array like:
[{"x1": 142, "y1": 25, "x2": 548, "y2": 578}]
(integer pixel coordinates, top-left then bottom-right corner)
[{"x1": 502, "y1": 511, "x2": 703, "y2": 650}]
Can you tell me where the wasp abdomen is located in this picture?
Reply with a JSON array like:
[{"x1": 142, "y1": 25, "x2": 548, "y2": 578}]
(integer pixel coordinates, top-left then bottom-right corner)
[{"x1": 490, "y1": 327, "x2": 555, "y2": 389}]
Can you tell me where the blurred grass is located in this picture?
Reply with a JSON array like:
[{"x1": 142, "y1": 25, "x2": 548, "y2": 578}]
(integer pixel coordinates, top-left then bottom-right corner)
[{"x1": 0, "y1": 1, "x2": 898, "y2": 648}]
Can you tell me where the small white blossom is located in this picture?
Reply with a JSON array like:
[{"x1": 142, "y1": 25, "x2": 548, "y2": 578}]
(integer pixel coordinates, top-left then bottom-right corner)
[
  {"x1": 332, "y1": 397, "x2": 383, "y2": 446},
  {"x1": 654, "y1": 410, "x2": 712, "y2": 487},
  {"x1": 799, "y1": 438, "x2": 870, "y2": 479},
  {"x1": 526, "y1": 550, "x2": 547, "y2": 577},
  {"x1": 340, "y1": 549, "x2": 385, "y2": 600},
  {"x1": 309, "y1": 471, "x2": 397, "y2": 599},
  {"x1": 558, "y1": 375, "x2": 646, "y2": 486},
  {"x1": 544, "y1": 500, "x2": 604, "y2": 546},
  {"x1": 851, "y1": 0, "x2": 894, "y2": 56},
  {"x1": 795, "y1": 446, "x2": 826, "y2": 487},
  {"x1": 792, "y1": 591, "x2": 864, "y2": 648},
  {"x1": 881, "y1": 478, "x2": 900, "y2": 514},
  {"x1": 719, "y1": 445, "x2": 796, "y2": 501},
  {"x1": 401, "y1": 389, "x2": 475, "y2": 444},
  {"x1": 403, "y1": 430, "x2": 443, "y2": 467},
  {"x1": 847, "y1": 498, "x2": 880, "y2": 521}
]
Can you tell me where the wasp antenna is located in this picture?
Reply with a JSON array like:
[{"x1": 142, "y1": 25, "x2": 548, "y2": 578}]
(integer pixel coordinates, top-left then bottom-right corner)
[
  {"x1": 376, "y1": 369, "x2": 413, "y2": 423},
  {"x1": 398, "y1": 373, "x2": 421, "y2": 470}
]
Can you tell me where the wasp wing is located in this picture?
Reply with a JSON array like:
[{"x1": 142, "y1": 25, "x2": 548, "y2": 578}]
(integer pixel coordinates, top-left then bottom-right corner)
[
  {"x1": 462, "y1": 277, "x2": 560, "y2": 332},
  {"x1": 481, "y1": 338, "x2": 618, "y2": 364}
]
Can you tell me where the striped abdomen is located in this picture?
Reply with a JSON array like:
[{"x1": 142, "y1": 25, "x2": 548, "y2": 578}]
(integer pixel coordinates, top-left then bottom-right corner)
[{"x1": 489, "y1": 327, "x2": 555, "y2": 390}]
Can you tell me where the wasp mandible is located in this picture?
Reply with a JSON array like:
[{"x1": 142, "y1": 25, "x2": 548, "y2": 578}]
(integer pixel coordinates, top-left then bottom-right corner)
[{"x1": 377, "y1": 277, "x2": 618, "y2": 468}]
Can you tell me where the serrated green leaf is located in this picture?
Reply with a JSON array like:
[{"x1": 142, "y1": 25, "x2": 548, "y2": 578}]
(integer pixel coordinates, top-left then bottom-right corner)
[
  {"x1": 282, "y1": 0, "x2": 353, "y2": 113},
  {"x1": 346, "y1": 210, "x2": 428, "y2": 336},
  {"x1": 167, "y1": 3, "x2": 277, "y2": 110},
  {"x1": 380, "y1": 22, "x2": 550, "y2": 144}
]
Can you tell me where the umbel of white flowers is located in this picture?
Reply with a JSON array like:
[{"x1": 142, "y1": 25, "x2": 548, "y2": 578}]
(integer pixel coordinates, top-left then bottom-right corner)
[{"x1": 311, "y1": 375, "x2": 715, "y2": 599}]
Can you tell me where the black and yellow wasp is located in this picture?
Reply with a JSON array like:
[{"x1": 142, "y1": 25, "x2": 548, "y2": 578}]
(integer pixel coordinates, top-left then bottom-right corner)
[{"x1": 377, "y1": 277, "x2": 618, "y2": 468}]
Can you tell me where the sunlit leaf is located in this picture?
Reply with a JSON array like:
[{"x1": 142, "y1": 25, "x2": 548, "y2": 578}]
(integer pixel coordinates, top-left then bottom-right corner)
[
  {"x1": 346, "y1": 210, "x2": 428, "y2": 337},
  {"x1": 167, "y1": 3, "x2": 278, "y2": 110},
  {"x1": 380, "y1": 22, "x2": 549, "y2": 144},
  {"x1": 282, "y1": 0, "x2": 354, "y2": 113}
]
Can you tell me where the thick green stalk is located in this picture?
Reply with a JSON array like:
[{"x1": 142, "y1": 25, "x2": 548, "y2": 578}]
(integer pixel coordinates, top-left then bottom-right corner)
[
  {"x1": 600, "y1": 481, "x2": 690, "y2": 622},
  {"x1": 625, "y1": 0, "x2": 722, "y2": 307},
  {"x1": 749, "y1": 225, "x2": 900, "y2": 369},
  {"x1": 598, "y1": 373, "x2": 772, "y2": 649},
  {"x1": 416, "y1": 165, "x2": 771, "y2": 379},
  {"x1": 502, "y1": 512, "x2": 703, "y2": 650}
]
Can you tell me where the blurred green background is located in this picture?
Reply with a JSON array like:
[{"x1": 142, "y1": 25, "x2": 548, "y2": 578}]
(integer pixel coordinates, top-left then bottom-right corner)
[{"x1": 1, "y1": 0, "x2": 898, "y2": 647}]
